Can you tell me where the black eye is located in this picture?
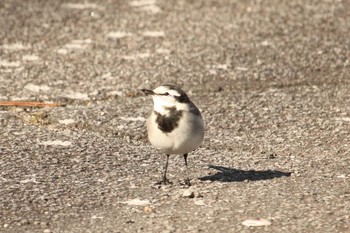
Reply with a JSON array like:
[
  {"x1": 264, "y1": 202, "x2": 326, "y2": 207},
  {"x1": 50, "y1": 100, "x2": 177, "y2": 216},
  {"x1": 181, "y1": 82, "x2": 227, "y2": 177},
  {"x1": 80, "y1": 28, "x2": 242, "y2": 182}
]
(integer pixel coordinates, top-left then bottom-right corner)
[{"x1": 164, "y1": 92, "x2": 169, "y2": 96}]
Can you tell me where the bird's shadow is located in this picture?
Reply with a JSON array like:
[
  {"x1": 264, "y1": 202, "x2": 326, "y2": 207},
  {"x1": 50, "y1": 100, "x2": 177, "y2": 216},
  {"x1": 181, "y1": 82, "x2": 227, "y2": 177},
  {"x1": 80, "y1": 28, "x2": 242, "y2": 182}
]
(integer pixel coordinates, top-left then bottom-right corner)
[{"x1": 198, "y1": 165, "x2": 291, "y2": 182}]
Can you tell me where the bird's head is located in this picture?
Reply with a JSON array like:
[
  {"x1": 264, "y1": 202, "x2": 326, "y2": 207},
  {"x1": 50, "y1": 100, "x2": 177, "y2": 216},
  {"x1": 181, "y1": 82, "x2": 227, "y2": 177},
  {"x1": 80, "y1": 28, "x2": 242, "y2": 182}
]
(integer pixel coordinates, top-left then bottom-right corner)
[{"x1": 141, "y1": 84, "x2": 190, "y2": 112}]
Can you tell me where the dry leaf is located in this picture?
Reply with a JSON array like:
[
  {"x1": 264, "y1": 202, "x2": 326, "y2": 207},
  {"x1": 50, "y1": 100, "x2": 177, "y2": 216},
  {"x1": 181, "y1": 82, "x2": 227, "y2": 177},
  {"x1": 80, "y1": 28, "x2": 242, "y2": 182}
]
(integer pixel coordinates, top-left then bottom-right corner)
[{"x1": 0, "y1": 101, "x2": 64, "y2": 107}]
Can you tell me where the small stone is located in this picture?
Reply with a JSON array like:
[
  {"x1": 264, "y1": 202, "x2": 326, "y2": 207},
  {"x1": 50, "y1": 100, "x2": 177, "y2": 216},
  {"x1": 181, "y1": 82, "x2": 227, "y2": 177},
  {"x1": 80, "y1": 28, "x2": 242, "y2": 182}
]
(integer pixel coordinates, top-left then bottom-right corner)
[
  {"x1": 40, "y1": 221, "x2": 49, "y2": 226},
  {"x1": 43, "y1": 229, "x2": 51, "y2": 233},
  {"x1": 195, "y1": 191, "x2": 204, "y2": 198},
  {"x1": 58, "y1": 119, "x2": 75, "y2": 125},
  {"x1": 120, "y1": 198, "x2": 150, "y2": 206},
  {"x1": 19, "y1": 219, "x2": 30, "y2": 226},
  {"x1": 182, "y1": 189, "x2": 195, "y2": 198},
  {"x1": 194, "y1": 199, "x2": 206, "y2": 206},
  {"x1": 3, "y1": 223, "x2": 9, "y2": 228},
  {"x1": 242, "y1": 218, "x2": 271, "y2": 226},
  {"x1": 144, "y1": 206, "x2": 155, "y2": 213}
]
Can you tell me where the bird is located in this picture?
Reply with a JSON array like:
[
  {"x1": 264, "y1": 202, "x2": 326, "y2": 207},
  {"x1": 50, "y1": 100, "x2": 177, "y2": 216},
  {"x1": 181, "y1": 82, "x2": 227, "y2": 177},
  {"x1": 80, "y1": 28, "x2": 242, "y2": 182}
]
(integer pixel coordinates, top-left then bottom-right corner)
[{"x1": 141, "y1": 84, "x2": 204, "y2": 186}]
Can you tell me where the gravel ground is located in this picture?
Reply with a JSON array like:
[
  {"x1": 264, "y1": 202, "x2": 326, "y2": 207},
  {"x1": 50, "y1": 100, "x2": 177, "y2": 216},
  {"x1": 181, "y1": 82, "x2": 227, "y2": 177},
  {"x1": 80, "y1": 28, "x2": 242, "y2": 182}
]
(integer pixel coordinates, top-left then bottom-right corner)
[{"x1": 1, "y1": 0, "x2": 350, "y2": 232}]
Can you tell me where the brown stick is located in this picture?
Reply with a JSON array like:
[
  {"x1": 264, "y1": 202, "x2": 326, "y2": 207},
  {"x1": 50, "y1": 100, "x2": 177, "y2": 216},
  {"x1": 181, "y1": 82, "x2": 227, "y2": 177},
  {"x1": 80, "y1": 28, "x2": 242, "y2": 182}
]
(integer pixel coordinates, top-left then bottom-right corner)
[{"x1": 0, "y1": 101, "x2": 64, "y2": 107}]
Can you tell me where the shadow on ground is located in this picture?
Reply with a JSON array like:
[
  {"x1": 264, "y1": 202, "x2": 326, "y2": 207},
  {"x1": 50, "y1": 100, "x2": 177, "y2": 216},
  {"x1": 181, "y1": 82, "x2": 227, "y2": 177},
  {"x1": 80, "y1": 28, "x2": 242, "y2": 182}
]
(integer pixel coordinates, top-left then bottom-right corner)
[{"x1": 198, "y1": 165, "x2": 292, "y2": 182}]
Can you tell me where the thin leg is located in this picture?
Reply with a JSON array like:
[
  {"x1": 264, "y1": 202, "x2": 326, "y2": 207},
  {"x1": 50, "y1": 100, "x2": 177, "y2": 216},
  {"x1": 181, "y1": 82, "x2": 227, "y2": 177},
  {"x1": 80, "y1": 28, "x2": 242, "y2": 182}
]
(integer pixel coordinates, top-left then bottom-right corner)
[
  {"x1": 183, "y1": 153, "x2": 191, "y2": 186},
  {"x1": 156, "y1": 154, "x2": 172, "y2": 185}
]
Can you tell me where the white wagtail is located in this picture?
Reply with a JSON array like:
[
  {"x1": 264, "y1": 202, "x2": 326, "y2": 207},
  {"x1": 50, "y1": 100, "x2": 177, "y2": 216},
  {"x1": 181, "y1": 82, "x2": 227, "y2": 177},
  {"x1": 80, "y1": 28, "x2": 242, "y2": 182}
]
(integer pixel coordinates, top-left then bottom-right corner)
[{"x1": 141, "y1": 84, "x2": 204, "y2": 186}]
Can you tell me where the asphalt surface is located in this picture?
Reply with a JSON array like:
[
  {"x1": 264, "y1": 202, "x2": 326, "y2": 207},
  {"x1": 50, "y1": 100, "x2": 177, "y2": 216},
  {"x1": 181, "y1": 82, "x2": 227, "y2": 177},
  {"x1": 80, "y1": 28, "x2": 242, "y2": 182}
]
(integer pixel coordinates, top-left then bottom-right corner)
[{"x1": 1, "y1": 0, "x2": 350, "y2": 232}]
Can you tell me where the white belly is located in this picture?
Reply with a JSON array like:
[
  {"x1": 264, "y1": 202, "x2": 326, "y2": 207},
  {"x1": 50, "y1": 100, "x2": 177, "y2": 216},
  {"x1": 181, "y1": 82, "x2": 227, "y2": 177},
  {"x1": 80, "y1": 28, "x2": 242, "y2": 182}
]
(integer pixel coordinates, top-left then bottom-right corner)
[{"x1": 147, "y1": 112, "x2": 204, "y2": 155}]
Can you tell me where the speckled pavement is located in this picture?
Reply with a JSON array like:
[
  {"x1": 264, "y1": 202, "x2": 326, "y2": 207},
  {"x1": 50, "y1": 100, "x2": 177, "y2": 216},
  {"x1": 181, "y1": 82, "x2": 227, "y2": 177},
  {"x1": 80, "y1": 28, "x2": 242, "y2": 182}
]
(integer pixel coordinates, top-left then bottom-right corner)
[{"x1": 1, "y1": 0, "x2": 350, "y2": 232}]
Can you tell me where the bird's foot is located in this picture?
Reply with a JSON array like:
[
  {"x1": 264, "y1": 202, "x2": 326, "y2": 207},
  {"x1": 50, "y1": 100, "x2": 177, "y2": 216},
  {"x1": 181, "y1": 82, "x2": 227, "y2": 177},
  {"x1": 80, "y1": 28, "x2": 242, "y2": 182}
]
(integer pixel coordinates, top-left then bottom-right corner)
[
  {"x1": 155, "y1": 178, "x2": 172, "y2": 186},
  {"x1": 185, "y1": 178, "x2": 192, "y2": 186},
  {"x1": 180, "y1": 178, "x2": 191, "y2": 187}
]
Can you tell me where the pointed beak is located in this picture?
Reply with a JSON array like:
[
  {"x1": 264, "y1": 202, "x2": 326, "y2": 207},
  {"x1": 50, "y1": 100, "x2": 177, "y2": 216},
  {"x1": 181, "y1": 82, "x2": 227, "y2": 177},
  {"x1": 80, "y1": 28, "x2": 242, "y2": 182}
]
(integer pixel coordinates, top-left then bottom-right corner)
[{"x1": 141, "y1": 89, "x2": 154, "y2": 95}]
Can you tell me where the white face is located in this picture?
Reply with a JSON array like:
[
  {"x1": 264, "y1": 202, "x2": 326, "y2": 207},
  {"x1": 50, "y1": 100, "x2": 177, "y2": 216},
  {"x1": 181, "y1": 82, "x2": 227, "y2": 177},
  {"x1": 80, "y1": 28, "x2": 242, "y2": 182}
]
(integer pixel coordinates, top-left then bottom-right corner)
[{"x1": 152, "y1": 86, "x2": 181, "y2": 111}]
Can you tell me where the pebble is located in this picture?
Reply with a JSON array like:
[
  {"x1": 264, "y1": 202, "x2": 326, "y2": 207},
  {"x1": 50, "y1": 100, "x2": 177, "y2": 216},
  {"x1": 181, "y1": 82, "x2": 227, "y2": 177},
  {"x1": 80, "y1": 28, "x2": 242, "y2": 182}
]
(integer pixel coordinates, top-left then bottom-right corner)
[
  {"x1": 41, "y1": 221, "x2": 49, "y2": 226},
  {"x1": 195, "y1": 191, "x2": 204, "y2": 198},
  {"x1": 144, "y1": 206, "x2": 155, "y2": 213},
  {"x1": 242, "y1": 218, "x2": 271, "y2": 226},
  {"x1": 182, "y1": 189, "x2": 195, "y2": 198},
  {"x1": 121, "y1": 198, "x2": 150, "y2": 206},
  {"x1": 20, "y1": 219, "x2": 30, "y2": 226},
  {"x1": 43, "y1": 229, "x2": 51, "y2": 233},
  {"x1": 194, "y1": 199, "x2": 206, "y2": 206}
]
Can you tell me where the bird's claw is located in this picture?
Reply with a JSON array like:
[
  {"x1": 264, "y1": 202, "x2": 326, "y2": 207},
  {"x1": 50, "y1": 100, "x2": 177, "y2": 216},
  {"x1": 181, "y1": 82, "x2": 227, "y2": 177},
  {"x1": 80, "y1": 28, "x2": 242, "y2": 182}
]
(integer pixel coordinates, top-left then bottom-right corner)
[
  {"x1": 155, "y1": 178, "x2": 172, "y2": 186},
  {"x1": 184, "y1": 178, "x2": 192, "y2": 186}
]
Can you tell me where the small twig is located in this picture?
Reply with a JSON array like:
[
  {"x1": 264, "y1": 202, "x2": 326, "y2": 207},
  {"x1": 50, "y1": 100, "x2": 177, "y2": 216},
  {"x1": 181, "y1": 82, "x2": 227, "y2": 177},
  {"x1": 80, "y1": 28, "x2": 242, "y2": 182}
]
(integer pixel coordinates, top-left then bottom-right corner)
[{"x1": 0, "y1": 101, "x2": 65, "y2": 108}]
